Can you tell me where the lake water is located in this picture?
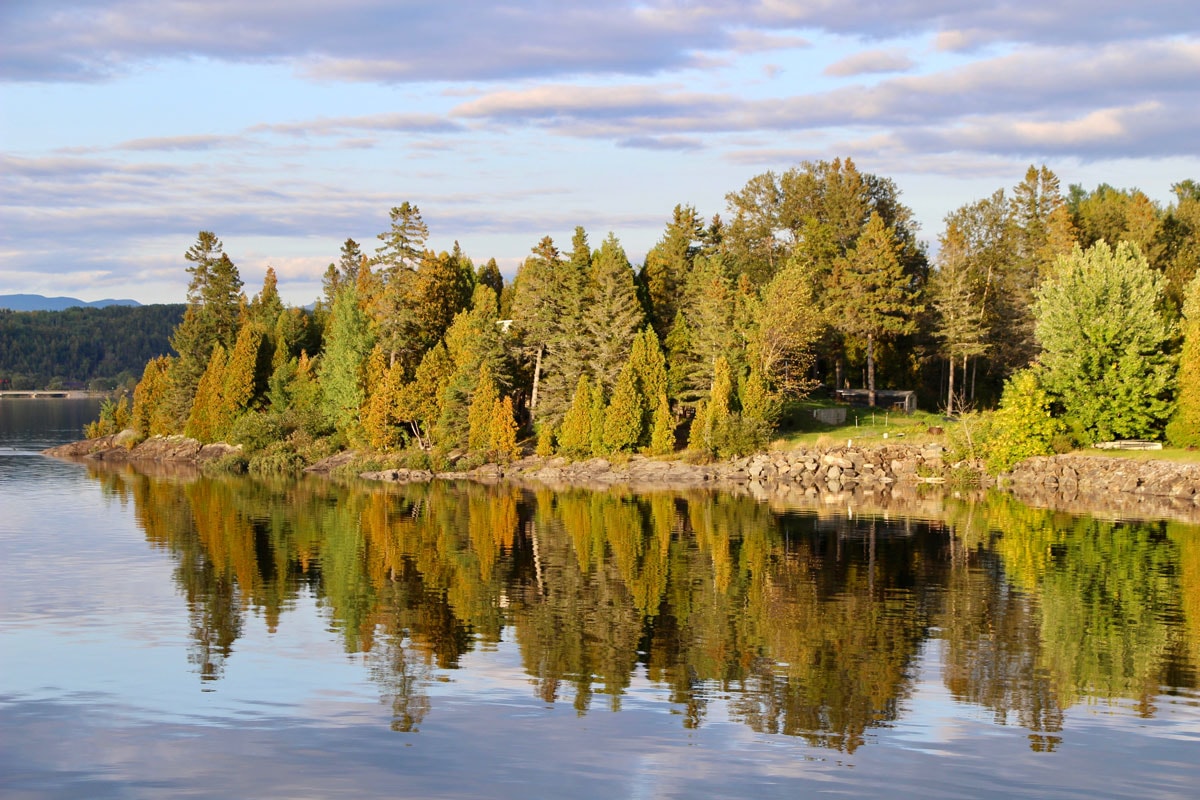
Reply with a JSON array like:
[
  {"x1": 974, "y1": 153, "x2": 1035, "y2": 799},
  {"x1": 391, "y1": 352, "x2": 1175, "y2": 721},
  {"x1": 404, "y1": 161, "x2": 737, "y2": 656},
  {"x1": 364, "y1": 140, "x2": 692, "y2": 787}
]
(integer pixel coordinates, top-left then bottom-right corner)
[{"x1": 2, "y1": 398, "x2": 1199, "y2": 799}]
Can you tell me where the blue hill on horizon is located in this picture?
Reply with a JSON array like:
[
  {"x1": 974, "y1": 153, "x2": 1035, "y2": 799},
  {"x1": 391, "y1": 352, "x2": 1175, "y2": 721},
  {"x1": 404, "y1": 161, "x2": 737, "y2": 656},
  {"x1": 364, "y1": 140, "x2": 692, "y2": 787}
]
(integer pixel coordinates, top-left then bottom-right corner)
[{"x1": 0, "y1": 294, "x2": 143, "y2": 311}]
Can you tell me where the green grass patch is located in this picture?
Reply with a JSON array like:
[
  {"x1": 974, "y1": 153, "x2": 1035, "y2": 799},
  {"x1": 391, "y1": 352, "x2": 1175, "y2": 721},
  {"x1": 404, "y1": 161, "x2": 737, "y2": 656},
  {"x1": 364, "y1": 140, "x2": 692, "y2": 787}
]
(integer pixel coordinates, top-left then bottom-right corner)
[{"x1": 774, "y1": 399, "x2": 949, "y2": 450}]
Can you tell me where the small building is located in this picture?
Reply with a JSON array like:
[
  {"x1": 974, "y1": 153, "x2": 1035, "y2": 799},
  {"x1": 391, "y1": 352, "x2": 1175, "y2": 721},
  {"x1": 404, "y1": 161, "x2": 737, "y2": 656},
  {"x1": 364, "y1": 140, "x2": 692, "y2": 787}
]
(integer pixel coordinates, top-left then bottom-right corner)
[{"x1": 834, "y1": 389, "x2": 917, "y2": 413}]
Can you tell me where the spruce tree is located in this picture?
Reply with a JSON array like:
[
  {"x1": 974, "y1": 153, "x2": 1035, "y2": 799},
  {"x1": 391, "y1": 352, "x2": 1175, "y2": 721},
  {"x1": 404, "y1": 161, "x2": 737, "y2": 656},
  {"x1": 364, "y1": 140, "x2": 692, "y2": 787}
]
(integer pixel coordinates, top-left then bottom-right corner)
[
  {"x1": 185, "y1": 343, "x2": 227, "y2": 442},
  {"x1": 557, "y1": 375, "x2": 592, "y2": 457},
  {"x1": 583, "y1": 232, "x2": 644, "y2": 393},
  {"x1": 318, "y1": 281, "x2": 376, "y2": 440},
  {"x1": 640, "y1": 204, "x2": 702, "y2": 338},
  {"x1": 827, "y1": 212, "x2": 920, "y2": 404},
  {"x1": 648, "y1": 393, "x2": 675, "y2": 456},
  {"x1": 628, "y1": 326, "x2": 668, "y2": 444},
  {"x1": 603, "y1": 363, "x2": 643, "y2": 453},
  {"x1": 687, "y1": 399, "x2": 710, "y2": 454},
  {"x1": 476, "y1": 258, "x2": 504, "y2": 307},
  {"x1": 490, "y1": 396, "x2": 519, "y2": 462},
  {"x1": 437, "y1": 285, "x2": 512, "y2": 450},
  {"x1": 467, "y1": 364, "x2": 499, "y2": 453},
  {"x1": 217, "y1": 323, "x2": 265, "y2": 437},
  {"x1": 373, "y1": 202, "x2": 430, "y2": 373},
  {"x1": 589, "y1": 383, "x2": 608, "y2": 456},
  {"x1": 535, "y1": 423, "x2": 555, "y2": 457},
  {"x1": 132, "y1": 355, "x2": 174, "y2": 437}
]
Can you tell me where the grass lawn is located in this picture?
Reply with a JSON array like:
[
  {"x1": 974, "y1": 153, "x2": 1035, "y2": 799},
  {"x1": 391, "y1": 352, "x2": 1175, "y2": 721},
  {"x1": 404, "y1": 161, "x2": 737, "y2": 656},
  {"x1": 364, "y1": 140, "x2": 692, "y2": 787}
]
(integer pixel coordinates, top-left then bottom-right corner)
[{"x1": 773, "y1": 398, "x2": 951, "y2": 450}]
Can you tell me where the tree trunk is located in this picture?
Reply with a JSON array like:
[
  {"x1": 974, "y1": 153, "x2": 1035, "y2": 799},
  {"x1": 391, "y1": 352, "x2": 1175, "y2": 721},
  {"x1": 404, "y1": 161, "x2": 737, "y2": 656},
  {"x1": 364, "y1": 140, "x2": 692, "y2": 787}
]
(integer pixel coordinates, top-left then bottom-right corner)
[
  {"x1": 835, "y1": 356, "x2": 844, "y2": 394},
  {"x1": 962, "y1": 353, "x2": 968, "y2": 406},
  {"x1": 947, "y1": 354, "x2": 956, "y2": 416},
  {"x1": 529, "y1": 343, "x2": 544, "y2": 420},
  {"x1": 867, "y1": 333, "x2": 876, "y2": 407}
]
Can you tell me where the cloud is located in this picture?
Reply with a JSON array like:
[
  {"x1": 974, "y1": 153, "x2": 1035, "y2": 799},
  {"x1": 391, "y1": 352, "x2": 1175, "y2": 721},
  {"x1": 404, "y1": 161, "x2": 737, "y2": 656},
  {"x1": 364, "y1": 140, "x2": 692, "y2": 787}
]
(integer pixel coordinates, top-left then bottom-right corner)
[
  {"x1": 446, "y1": 40, "x2": 1200, "y2": 159},
  {"x1": 617, "y1": 136, "x2": 704, "y2": 151},
  {"x1": 249, "y1": 112, "x2": 465, "y2": 137},
  {"x1": 824, "y1": 49, "x2": 915, "y2": 77},
  {"x1": 115, "y1": 134, "x2": 247, "y2": 152},
  {"x1": 7, "y1": 1, "x2": 1195, "y2": 86}
]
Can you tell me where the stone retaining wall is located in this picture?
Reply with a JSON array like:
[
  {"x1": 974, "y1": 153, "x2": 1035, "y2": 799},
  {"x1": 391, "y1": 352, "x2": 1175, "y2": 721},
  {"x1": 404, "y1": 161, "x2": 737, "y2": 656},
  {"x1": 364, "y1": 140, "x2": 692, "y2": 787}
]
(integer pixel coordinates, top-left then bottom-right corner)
[
  {"x1": 1002, "y1": 454, "x2": 1200, "y2": 522},
  {"x1": 364, "y1": 442, "x2": 960, "y2": 497}
]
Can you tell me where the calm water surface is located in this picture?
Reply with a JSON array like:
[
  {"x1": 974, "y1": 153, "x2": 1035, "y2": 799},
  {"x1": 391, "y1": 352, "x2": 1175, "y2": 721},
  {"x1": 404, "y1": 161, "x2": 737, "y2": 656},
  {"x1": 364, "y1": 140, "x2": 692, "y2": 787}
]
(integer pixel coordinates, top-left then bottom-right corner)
[{"x1": 2, "y1": 399, "x2": 1199, "y2": 799}]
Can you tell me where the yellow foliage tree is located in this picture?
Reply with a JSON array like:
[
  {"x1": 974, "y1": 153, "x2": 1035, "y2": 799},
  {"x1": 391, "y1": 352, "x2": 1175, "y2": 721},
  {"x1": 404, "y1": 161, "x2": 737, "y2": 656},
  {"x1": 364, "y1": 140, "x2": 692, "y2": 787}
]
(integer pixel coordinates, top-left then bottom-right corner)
[
  {"x1": 490, "y1": 396, "x2": 519, "y2": 462},
  {"x1": 467, "y1": 363, "x2": 499, "y2": 452}
]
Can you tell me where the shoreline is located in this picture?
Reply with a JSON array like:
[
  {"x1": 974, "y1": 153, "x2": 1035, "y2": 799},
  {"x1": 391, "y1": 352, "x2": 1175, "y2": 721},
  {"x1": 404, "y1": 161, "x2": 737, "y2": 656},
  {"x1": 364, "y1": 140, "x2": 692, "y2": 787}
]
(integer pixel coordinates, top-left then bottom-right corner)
[{"x1": 42, "y1": 434, "x2": 1200, "y2": 524}]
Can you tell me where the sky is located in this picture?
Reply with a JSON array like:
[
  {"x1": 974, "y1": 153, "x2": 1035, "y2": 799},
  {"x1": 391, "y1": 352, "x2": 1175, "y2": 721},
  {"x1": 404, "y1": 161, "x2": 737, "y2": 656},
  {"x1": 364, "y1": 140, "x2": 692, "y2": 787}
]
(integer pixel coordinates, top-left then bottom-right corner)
[{"x1": 2, "y1": 1, "x2": 1198, "y2": 307}]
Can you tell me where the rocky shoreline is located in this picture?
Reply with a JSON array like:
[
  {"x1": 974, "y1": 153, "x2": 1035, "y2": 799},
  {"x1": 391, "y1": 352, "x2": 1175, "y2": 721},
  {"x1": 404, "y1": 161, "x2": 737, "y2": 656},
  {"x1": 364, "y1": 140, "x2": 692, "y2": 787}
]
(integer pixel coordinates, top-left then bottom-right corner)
[
  {"x1": 42, "y1": 431, "x2": 243, "y2": 465},
  {"x1": 42, "y1": 434, "x2": 1200, "y2": 523}
]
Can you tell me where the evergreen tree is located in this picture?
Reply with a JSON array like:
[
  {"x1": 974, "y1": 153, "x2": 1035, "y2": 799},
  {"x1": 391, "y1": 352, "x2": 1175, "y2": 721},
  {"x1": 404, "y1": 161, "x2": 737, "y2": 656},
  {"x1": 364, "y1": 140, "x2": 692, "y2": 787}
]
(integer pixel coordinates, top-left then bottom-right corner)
[
  {"x1": 218, "y1": 323, "x2": 265, "y2": 435},
  {"x1": 323, "y1": 238, "x2": 364, "y2": 308},
  {"x1": 397, "y1": 341, "x2": 455, "y2": 449},
  {"x1": 412, "y1": 248, "x2": 474, "y2": 353},
  {"x1": 648, "y1": 393, "x2": 675, "y2": 456},
  {"x1": 435, "y1": 285, "x2": 513, "y2": 451},
  {"x1": 1167, "y1": 272, "x2": 1200, "y2": 447},
  {"x1": 245, "y1": 267, "x2": 284, "y2": 331},
  {"x1": 364, "y1": 344, "x2": 408, "y2": 451},
  {"x1": 740, "y1": 367, "x2": 780, "y2": 429},
  {"x1": 185, "y1": 343, "x2": 227, "y2": 442},
  {"x1": 827, "y1": 212, "x2": 921, "y2": 404},
  {"x1": 467, "y1": 363, "x2": 499, "y2": 452},
  {"x1": 627, "y1": 326, "x2": 668, "y2": 444},
  {"x1": 709, "y1": 355, "x2": 735, "y2": 426},
  {"x1": 557, "y1": 375, "x2": 593, "y2": 457},
  {"x1": 490, "y1": 396, "x2": 519, "y2": 462},
  {"x1": 510, "y1": 236, "x2": 572, "y2": 422},
  {"x1": 589, "y1": 382, "x2": 607, "y2": 456},
  {"x1": 374, "y1": 202, "x2": 430, "y2": 372},
  {"x1": 603, "y1": 362, "x2": 643, "y2": 453},
  {"x1": 167, "y1": 232, "x2": 244, "y2": 428},
  {"x1": 687, "y1": 399, "x2": 709, "y2": 454},
  {"x1": 583, "y1": 232, "x2": 644, "y2": 393},
  {"x1": 476, "y1": 258, "x2": 504, "y2": 308},
  {"x1": 132, "y1": 355, "x2": 175, "y2": 437},
  {"x1": 535, "y1": 423, "x2": 555, "y2": 457},
  {"x1": 673, "y1": 255, "x2": 740, "y2": 406},
  {"x1": 640, "y1": 205, "x2": 703, "y2": 338},
  {"x1": 318, "y1": 281, "x2": 376, "y2": 440},
  {"x1": 1035, "y1": 241, "x2": 1175, "y2": 442}
]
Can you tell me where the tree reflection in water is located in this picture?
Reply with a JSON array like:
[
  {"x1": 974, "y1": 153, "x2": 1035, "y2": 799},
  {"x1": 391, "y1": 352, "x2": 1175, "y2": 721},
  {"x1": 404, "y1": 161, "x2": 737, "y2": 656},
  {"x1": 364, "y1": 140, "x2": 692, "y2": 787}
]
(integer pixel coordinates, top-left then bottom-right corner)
[{"x1": 89, "y1": 463, "x2": 1200, "y2": 751}]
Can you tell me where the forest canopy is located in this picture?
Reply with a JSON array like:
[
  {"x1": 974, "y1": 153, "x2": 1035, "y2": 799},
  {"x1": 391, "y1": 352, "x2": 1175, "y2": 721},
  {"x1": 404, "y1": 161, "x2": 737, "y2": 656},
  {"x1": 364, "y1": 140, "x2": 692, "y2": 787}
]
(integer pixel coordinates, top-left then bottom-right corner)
[{"x1": 0, "y1": 304, "x2": 184, "y2": 390}]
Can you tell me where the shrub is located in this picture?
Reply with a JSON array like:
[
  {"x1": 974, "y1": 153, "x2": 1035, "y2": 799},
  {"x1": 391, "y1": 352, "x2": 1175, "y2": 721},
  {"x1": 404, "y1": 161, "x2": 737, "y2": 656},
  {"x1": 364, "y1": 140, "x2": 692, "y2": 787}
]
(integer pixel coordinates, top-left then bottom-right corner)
[{"x1": 983, "y1": 370, "x2": 1063, "y2": 473}]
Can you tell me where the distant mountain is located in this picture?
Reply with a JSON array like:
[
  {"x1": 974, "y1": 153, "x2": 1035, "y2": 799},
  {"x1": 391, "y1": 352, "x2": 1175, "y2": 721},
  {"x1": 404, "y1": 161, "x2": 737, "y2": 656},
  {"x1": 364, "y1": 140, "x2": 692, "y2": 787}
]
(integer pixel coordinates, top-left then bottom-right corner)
[{"x1": 0, "y1": 294, "x2": 142, "y2": 311}]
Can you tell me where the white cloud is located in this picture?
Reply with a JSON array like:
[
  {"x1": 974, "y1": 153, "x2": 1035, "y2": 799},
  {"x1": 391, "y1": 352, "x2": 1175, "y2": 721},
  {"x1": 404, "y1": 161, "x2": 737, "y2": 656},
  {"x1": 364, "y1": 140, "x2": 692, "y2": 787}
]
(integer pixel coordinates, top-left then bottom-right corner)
[{"x1": 824, "y1": 49, "x2": 916, "y2": 77}]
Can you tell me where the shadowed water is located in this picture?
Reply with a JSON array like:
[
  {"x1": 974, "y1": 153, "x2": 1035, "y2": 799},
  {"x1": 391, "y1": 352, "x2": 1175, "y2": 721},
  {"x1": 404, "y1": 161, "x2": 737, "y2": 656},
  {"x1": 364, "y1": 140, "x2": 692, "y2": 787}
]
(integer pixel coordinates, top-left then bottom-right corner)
[{"x1": 2, "y1": 399, "x2": 1199, "y2": 799}]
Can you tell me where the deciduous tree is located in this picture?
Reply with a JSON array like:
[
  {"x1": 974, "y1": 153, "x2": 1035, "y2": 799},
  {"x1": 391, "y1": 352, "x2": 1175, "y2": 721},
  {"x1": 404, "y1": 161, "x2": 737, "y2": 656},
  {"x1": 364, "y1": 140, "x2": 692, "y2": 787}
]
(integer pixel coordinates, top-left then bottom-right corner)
[{"x1": 1035, "y1": 241, "x2": 1175, "y2": 442}]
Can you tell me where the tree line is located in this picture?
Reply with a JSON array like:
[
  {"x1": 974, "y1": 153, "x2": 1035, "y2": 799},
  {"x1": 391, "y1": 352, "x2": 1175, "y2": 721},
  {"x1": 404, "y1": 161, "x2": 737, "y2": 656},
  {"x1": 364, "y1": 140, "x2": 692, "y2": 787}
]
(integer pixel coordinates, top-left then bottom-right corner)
[
  {"x1": 0, "y1": 304, "x2": 183, "y2": 390},
  {"x1": 94, "y1": 160, "x2": 1200, "y2": 467}
]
